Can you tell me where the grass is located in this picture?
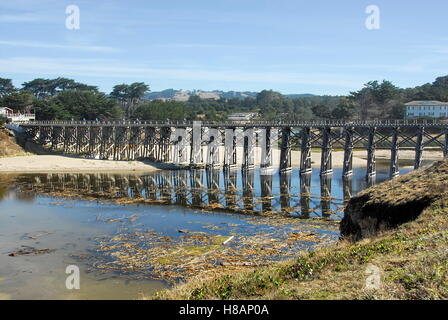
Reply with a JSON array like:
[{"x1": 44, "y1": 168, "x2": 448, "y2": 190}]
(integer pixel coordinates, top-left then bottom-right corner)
[{"x1": 151, "y1": 160, "x2": 448, "y2": 300}]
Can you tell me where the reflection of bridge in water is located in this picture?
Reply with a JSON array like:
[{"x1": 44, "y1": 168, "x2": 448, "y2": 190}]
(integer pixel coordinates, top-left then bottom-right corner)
[{"x1": 19, "y1": 169, "x2": 364, "y2": 219}]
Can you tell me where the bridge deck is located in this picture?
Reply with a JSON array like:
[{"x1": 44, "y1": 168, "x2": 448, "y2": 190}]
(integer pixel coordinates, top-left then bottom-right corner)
[{"x1": 19, "y1": 120, "x2": 448, "y2": 128}]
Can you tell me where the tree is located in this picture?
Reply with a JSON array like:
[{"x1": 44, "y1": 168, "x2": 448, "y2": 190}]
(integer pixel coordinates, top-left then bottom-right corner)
[
  {"x1": 52, "y1": 91, "x2": 123, "y2": 120},
  {"x1": 22, "y1": 78, "x2": 98, "y2": 99},
  {"x1": 0, "y1": 78, "x2": 16, "y2": 98},
  {"x1": 0, "y1": 91, "x2": 33, "y2": 112},
  {"x1": 256, "y1": 90, "x2": 282, "y2": 106},
  {"x1": 33, "y1": 99, "x2": 72, "y2": 120},
  {"x1": 133, "y1": 100, "x2": 190, "y2": 121},
  {"x1": 110, "y1": 82, "x2": 150, "y2": 118},
  {"x1": 331, "y1": 99, "x2": 356, "y2": 119},
  {"x1": 350, "y1": 80, "x2": 401, "y2": 120},
  {"x1": 311, "y1": 104, "x2": 332, "y2": 119},
  {"x1": 33, "y1": 91, "x2": 123, "y2": 121}
]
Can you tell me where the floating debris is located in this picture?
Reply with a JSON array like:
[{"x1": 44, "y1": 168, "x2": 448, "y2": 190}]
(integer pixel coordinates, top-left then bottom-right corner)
[
  {"x1": 287, "y1": 232, "x2": 319, "y2": 243},
  {"x1": 24, "y1": 232, "x2": 54, "y2": 239},
  {"x1": 222, "y1": 236, "x2": 235, "y2": 245},
  {"x1": 9, "y1": 246, "x2": 55, "y2": 256},
  {"x1": 86, "y1": 219, "x2": 336, "y2": 284}
]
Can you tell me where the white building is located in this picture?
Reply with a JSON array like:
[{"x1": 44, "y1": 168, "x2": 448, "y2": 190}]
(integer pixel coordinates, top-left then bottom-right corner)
[
  {"x1": 228, "y1": 112, "x2": 259, "y2": 121},
  {"x1": 0, "y1": 107, "x2": 13, "y2": 116},
  {"x1": 0, "y1": 107, "x2": 35, "y2": 122},
  {"x1": 405, "y1": 101, "x2": 448, "y2": 119}
]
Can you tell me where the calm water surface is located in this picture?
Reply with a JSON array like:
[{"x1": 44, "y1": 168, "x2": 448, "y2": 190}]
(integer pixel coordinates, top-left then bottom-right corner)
[{"x1": 0, "y1": 162, "x2": 424, "y2": 299}]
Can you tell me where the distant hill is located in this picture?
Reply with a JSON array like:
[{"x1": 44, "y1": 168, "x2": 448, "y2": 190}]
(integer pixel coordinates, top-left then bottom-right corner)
[
  {"x1": 285, "y1": 94, "x2": 317, "y2": 98},
  {"x1": 145, "y1": 89, "x2": 316, "y2": 101}
]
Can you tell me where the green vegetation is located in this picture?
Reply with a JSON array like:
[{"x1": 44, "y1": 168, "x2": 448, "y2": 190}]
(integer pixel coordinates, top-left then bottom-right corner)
[
  {"x1": 34, "y1": 91, "x2": 123, "y2": 121},
  {"x1": 0, "y1": 77, "x2": 123, "y2": 121},
  {"x1": 110, "y1": 82, "x2": 149, "y2": 118},
  {"x1": 152, "y1": 161, "x2": 448, "y2": 300},
  {"x1": 134, "y1": 100, "x2": 192, "y2": 121},
  {"x1": 1, "y1": 75, "x2": 448, "y2": 121}
]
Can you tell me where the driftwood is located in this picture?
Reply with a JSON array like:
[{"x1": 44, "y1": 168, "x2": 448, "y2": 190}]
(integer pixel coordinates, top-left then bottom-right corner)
[
  {"x1": 9, "y1": 247, "x2": 55, "y2": 256},
  {"x1": 222, "y1": 236, "x2": 235, "y2": 245}
]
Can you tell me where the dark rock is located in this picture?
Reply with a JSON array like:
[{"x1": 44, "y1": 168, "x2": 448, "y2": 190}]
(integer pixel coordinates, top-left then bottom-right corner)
[{"x1": 340, "y1": 193, "x2": 432, "y2": 241}]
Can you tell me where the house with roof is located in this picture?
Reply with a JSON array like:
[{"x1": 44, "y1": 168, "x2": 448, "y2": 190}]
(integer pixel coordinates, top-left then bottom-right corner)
[
  {"x1": 404, "y1": 101, "x2": 448, "y2": 119},
  {"x1": 0, "y1": 107, "x2": 13, "y2": 117},
  {"x1": 0, "y1": 107, "x2": 35, "y2": 122}
]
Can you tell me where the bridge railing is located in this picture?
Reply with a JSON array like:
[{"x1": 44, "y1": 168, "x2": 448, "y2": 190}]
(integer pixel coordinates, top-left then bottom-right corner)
[{"x1": 20, "y1": 118, "x2": 448, "y2": 127}]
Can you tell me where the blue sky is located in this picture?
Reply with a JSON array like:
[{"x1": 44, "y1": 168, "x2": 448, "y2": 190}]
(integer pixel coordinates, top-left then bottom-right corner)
[{"x1": 1, "y1": 0, "x2": 448, "y2": 95}]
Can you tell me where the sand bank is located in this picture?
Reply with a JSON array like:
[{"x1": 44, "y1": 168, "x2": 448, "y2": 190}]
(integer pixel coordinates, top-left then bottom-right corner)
[
  {"x1": 0, "y1": 155, "x2": 162, "y2": 173},
  {"x1": 0, "y1": 149, "x2": 443, "y2": 173}
]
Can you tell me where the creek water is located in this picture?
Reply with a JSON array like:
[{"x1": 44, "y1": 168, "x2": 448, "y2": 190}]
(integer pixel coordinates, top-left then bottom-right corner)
[{"x1": 0, "y1": 161, "x2": 429, "y2": 300}]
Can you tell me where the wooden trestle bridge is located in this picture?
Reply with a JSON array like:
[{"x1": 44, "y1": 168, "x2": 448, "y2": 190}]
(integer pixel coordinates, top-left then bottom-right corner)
[{"x1": 20, "y1": 119, "x2": 448, "y2": 179}]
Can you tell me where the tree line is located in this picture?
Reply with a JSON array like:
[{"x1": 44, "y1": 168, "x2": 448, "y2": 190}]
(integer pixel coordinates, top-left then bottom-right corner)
[{"x1": 1, "y1": 75, "x2": 448, "y2": 122}]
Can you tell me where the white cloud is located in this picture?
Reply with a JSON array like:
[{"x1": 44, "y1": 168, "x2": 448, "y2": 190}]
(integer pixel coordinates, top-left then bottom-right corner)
[
  {"x1": 0, "y1": 40, "x2": 118, "y2": 52},
  {"x1": 0, "y1": 56, "x2": 365, "y2": 89},
  {"x1": 0, "y1": 13, "x2": 43, "y2": 22}
]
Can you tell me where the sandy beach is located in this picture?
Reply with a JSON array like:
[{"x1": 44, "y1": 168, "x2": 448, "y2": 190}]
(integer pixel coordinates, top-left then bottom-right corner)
[
  {"x1": 0, "y1": 155, "x2": 162, "y2": 173},
  {"x1": 0, "y1": 148, "x2": 443, "y2": 173}
]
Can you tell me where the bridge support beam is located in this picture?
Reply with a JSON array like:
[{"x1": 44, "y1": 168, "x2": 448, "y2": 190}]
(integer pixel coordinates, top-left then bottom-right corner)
[
  {"x1": 242, "y1": 128, "x2": 255, "y2": 170},
  {"x1": 206, "y1": 128, "x2": 221, "y2": 168},
  {"x1": 300, "y1": 127, "x2": 312, "y2": 175},
  {"x1": 190, "y1": 121, "x2": 203, "y2": 166},
  {"x1": 128, "y1": 126, "x2": 143, "y2": 160},
  {"x1": 51, "y1": 126, "x2": 64, "y2": 151},
  {"x1": 143, "y1": 127, "x2": 156, "y2": 161},
  {"x1": 414, "y1": 126, "x2": 424, "y2": 170},
  {"x1": 320, "y1": 127, "x2": 333, "y2": 176},
  {"x1": 224, "y1": 128, "x2": 237, "y2": 169},
  {"x1": 366, "y1": 127, "x2": 376, "y2": 179},
  {"x1": 260, "y1": 127, "x2": 275, "y2": 171},
  {"x1": 159, "y1": 127, "x2": 172, "y2": 163},
  {"x1": 63, "y1": 126, "x2": 76, "y2": 154},
  {"x1": 76, "y1": 126, "x2": 89, "y2": 155},
  {"x1": 172, "y1": 128, "x2": 189, "y2": 165},
  {"x1": 390, "y1": 127, "x2": 400, "y2": 178},
  {"x1": 342, "y1": 127, "x2": 354, "y2": 178},
  {"x1": 279, "y1": 127, "x2": 292, "y2": 173},
  {"x1": 113, "y1": 126, "x2": 128, "y2": 160},
  {"x1": 88, "y1": 126, "x2": 101, "y2": 158},
  {"x1": 99, "y1": 126, "x2": 113, "y2": 160}
]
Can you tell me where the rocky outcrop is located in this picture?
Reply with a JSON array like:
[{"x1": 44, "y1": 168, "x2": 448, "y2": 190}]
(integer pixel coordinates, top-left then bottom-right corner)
[
  {"x1": 340, "y1": 194, "x2": 432, "y2": 240},
  {"x1": 0, "y1": 128, "x2": 28, "y2": 158},
  {"x1": 340, "y1": 160, "x2": 447, "y2": 240}
]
